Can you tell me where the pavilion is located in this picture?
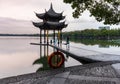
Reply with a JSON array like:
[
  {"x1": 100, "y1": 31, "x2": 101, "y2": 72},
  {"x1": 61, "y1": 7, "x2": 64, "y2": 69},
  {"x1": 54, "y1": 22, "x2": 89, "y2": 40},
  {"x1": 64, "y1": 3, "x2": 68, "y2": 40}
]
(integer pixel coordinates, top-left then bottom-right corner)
[{"x1": 32, "y1": 3, "x2": 68, "y2": 57}]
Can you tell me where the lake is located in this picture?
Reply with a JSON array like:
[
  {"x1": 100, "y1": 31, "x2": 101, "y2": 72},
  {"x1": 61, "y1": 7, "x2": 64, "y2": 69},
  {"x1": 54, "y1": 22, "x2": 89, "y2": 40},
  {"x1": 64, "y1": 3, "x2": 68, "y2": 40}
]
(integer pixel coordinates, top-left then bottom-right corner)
[{"x1": 0, "y1": 37, "x2": 120, "y2": 79}]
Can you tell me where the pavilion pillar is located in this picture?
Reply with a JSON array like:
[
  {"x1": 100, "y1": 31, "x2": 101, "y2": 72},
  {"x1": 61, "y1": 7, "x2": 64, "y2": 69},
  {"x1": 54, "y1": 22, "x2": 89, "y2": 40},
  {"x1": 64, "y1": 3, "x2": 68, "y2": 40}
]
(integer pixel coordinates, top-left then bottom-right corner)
[
  {"x1": 57, "y1": 30, "x2": 60, "y2": 47},
  {"x1": 47, "y1": 30, "x2": 49, "y2": 44},
  {"x1": 53, "y1": 30, "x2": 55, "y2": 52},
  {"x1": 60, "y1": 30, "x2": 62, "y2": 48},
  {"x1": 40, "y1": 29, "x2": 42, "y2": 57},
  {"x1": 40, "y1": 29, "x2": 42, "y2": 43},
  {"x1": 44, "y1": 30, "x2": 46, "y2": 56},
  {"x1": 46, "y1": 30, "x2": 49, "y2": 56}
]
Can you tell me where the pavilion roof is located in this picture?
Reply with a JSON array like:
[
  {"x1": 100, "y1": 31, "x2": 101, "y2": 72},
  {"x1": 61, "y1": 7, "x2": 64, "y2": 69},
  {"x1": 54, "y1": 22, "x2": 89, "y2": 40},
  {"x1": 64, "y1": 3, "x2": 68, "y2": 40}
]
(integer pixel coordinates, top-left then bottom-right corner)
[
  {"x1": 35, "y1": 4, "x2": 65, "y2": 21},
  {"x1": 32, "y1": 21, "x2": 67, "y2": 30},
  {"x1": 47, "y1": 4, "x2": 62, "y2": 17}
]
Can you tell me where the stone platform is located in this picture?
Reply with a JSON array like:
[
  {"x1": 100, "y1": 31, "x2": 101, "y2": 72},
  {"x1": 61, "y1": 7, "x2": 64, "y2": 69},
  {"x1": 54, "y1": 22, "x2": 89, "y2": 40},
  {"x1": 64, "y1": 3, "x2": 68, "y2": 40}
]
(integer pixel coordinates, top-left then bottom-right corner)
[{"x1": 0, "y1": 61, "x2": 120, "y2": 84}]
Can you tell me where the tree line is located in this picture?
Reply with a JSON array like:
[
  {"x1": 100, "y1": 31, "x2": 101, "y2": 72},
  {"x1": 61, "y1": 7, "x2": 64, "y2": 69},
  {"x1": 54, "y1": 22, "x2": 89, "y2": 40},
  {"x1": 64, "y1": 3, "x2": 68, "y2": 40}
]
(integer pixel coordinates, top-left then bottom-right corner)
[
  {"x1": 62, "y1": 28, "x2": 120, "y2": 40},
  {"x1": 70, "y1": 39, "x2": 120, "y2": 47}
]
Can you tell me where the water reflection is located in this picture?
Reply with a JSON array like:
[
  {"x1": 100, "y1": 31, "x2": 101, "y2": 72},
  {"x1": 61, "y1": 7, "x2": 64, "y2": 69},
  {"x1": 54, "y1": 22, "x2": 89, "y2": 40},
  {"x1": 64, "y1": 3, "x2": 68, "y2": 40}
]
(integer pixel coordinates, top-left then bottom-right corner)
[
  {"x1": 33, "y1": 56, "x2": 50, "y2": 71},
  {"x1": 0, "y1": 37, "x2": 82, "y2": 79},
  {"x1": 70, "y1": 38, "x2": 120, "y2": 48},
  {"x1": 33, "y1": 55, "x2": 66, "y2": 72},
  {"x1": 0, "y1": 37, "x2": 40, "y2": 78},
  {"x1": 32, "y1": 42, "x2": 66, "y2": 72},
  {"x1": 1, "y1": 36, "x2": 110, "y2": 79}
]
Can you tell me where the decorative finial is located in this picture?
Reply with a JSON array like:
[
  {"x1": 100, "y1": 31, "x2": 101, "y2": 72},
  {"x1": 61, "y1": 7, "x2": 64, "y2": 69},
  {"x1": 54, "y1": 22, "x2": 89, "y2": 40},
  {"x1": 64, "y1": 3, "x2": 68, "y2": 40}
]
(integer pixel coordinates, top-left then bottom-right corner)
[
  {"x1": 50, "y1": 3, "x2": 53, "y2": 9},
  {"x1": 34, "y1": 11, "x2": 36, "y2": 14},
  {"x1": 45, "y1": 9, "x2": 47, "y2": 12}
]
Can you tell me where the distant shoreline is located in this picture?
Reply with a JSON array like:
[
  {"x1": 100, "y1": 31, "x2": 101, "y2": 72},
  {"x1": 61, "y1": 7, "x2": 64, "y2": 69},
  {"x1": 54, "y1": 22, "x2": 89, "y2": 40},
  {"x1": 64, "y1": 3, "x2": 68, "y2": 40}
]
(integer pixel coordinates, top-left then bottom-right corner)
[{"x1": 0, "y1": 34, "x2": 40, "y2": 37}]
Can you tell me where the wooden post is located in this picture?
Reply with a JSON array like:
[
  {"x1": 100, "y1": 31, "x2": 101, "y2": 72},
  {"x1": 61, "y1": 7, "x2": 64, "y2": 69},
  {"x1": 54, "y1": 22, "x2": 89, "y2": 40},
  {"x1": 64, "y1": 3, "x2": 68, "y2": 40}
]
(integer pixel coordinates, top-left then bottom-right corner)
[
  {"x1": 53, "y1": 30, "x2": 55, "y2": 52},
  {"x1": 40, "y1": 29, "x2": 42, "y2": 57},
  {"x1": 44, "y1": 30, "x2": 46, "y2": 56},
  {"x1": 58, "y1": 30, "x2": 60, "y2": 47},
  {"x1": 47, "y1": 30, "x2": 49, "y2": 56},
  {"x1": 40, "y1": 29, "x2": 42, "y2": 43},
  {"x1": 60, "y1": 30, "x2": 62, "y2": 48},
  {"x1": 47, "y1": 30, "x2": 49, "y2": 44}
]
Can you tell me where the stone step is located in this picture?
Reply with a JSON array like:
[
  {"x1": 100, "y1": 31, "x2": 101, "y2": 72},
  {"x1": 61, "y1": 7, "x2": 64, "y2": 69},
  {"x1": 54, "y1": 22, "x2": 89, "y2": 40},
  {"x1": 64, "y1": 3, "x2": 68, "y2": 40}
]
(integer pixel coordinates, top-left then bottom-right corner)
[
  {"x1": 67, "y1": 75, "x2": 120, "y2": 84},
  {"x1": 48, "y1": 71, "x2": 120, "y2": 84}
]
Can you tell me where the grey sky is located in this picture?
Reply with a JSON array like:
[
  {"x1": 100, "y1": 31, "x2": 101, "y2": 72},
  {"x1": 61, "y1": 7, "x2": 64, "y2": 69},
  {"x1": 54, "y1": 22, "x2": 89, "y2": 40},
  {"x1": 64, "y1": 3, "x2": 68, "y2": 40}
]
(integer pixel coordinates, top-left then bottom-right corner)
[
  {"x1": 0, "y1": 0, "x2": 71, "y2": 20},
  {"x1": 0, "y1": 0, "x2": 119, "y2": 34}
]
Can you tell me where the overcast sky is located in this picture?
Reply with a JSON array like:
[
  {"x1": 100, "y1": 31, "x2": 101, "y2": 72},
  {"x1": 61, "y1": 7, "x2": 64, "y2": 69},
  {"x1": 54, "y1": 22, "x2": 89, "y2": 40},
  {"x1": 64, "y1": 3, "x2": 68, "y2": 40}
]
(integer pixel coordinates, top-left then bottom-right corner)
[{"x1": 0, "y1": 0, "x2": 119, "y2": 34}]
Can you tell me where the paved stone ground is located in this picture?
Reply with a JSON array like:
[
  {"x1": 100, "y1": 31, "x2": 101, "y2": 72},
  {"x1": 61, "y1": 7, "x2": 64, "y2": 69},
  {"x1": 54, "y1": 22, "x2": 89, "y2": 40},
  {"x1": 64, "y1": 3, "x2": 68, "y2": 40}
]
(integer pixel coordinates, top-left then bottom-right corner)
[{"x1": 0, "y1": 61, "x2": 120, "y2": 84}]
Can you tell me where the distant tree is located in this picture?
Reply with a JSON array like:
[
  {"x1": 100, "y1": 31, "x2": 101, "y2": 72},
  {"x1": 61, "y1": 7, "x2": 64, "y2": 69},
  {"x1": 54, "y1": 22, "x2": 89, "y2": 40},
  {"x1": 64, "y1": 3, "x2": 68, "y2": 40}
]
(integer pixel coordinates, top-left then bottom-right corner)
[
  {"x1": 63, "y1": 0, "x2": 120, "y2": 25},
  {"x1": 62, "y1": 28, "x2": 120, "y2": 39}
]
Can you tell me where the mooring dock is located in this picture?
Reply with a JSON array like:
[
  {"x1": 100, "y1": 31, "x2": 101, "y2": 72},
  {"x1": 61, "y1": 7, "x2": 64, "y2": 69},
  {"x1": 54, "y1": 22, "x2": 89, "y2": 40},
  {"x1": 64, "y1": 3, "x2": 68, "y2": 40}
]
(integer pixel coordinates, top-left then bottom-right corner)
[{"x1": 31, "y1": 43, "x2": 120, "y2": 63}]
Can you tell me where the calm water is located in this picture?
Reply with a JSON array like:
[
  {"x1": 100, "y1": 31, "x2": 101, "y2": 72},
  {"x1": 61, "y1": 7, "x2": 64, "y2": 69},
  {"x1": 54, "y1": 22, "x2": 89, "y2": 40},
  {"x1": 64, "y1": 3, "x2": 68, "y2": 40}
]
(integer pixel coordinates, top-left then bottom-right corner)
[
  {"x1": 0, "y1": 37, "x2": 120, "y2": 78},
  {"x1": 0, "y1": 37, "x2": 80, "y2": 79}
]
